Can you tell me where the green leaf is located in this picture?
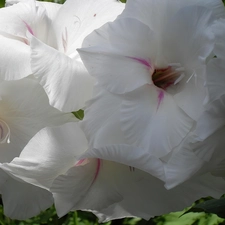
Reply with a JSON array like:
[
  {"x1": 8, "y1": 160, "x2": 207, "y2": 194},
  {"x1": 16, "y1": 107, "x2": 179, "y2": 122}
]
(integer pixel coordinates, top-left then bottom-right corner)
[
  {"x1": 72, "y1": 109, "x2": 84, "y2": 120},
  {"x1": 183, "y1": 198, "x2": 225, "y2": 218}
]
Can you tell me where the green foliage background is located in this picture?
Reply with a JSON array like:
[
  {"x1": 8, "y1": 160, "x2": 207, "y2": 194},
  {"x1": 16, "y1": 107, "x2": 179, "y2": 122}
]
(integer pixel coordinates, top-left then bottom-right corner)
[{"x1": 0, "y1": 0, "x2": 225, "y2": 224}]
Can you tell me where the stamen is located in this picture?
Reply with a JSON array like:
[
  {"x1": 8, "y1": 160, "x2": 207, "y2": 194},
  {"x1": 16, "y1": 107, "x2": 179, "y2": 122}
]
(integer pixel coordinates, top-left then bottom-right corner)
[
  {"x1": 129, "y1": 166, "x2": 135, "y2": 172},
  {"x1": 174, "y1": 73, "x2": 185, "y2": 85},
  {"x1": 0, "y1": 119, "x2": 10, "y2": 144},
  {"x1": 168, "y1": 63, "x2": 181, "y2": 67},
  {"x1": 152, "y1": 63, "x2": 185, "y2": 89},
  {"x1": 186, "y1": 72, "x2": 195, "y2": 83}
]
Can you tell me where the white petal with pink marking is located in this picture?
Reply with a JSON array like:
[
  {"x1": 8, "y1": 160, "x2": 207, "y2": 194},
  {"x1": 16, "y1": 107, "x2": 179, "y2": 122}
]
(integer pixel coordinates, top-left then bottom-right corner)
[{"x1": 121, "y1": 85, "x2": 193, "y2": 158}]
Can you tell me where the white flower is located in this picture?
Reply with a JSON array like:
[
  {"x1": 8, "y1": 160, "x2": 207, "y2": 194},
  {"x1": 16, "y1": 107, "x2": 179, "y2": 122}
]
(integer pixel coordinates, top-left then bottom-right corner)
[
  {"x1": 46, "y1": 0, "x2": 225, "y2": 219},
  {"x1": 79, "y1": 0, "x2": 225, "y2": 183},
  {"x1": 0, "y1": 0, "x2": 124, "y2": 112},
  {"x1": 0, "y1": 77, "x2": 74, "y2": 219}
]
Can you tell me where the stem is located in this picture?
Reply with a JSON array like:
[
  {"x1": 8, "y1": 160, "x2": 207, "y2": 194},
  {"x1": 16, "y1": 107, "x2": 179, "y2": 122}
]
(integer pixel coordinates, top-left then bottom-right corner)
[{"x1": 73, "y1": 211, "x2": 78, "y2": 225}]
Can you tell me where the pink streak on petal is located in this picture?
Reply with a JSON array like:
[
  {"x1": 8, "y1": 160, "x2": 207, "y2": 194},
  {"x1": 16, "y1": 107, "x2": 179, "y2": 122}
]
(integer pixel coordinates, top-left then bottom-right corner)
[
  {"x1": 91, "y1": 159, "x2": 101, "y2": 185},
  {"x1": 157, "y1": 90, "x2": 164, "y2": 110},
  {"x1": 75, "y1": 159, "x2": 86, "y2": 166},
  {"x1": 127, "y1": 57, "x2": 151, "y2": 68},
  {"x1": 23, "y1": 21, "x2": 34, "y2": 35}
]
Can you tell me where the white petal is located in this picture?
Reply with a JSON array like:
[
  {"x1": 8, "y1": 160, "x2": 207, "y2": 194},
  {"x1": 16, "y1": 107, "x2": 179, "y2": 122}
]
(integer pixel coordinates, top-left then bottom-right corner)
[
  {"x1": 1, "y1": 122, "x2": 88, "y2": 189},
  {"x1": 0, "y1": 78, "x2": 74, "y2": 162},
  {"x1": 82, "y1": 17, "x2": 156, "y2": 60},
  {"x1": 212, "y1": 19, "x2": 225, "y2": 59},
  {"x1": 162, "y1": 6, "x2": 214, "y2": 69},
  {"x1": 78, "y1": 49, "x2": 151, "y2": 94},
  {"x1": 80, "y1": 85, "x2": 126, "y2": 147},
  {"x1": 194, "y1": 98, "x2": 225, "y2": 141},
  {"x1": 80, "y1": 144, "x2": 165, "y2": 181},
  {"x1": 2, "y1": 0, "x2": 56, "y2": 47},
  {"x1": 0, "y1": 35, "x2": 31, "y2": 80},
  {"x1": 120, "y1": 0, "x2": 181, "y2": 32},
  {"x1": 51, "y1": 159, "x2": 123, "y2": 217},
  {"x1": 36, "y1": 1, "x2": 61, "y2": 22},
  {"x1": 52, "y1": 0, "x2": 124, "y2": 56},
  {"x1": 31, "y1": 37, "x2": 95, "y2": 112},
  {"x1": 121, "y1": 85, "x2": 193, "y2": 158},
  {"x1": 120, "y1": 0, "x2": 224, "y2": 31},
  {"x1": 0, "y1": 1, "x2": 36, "y2": 38},
  {"x1": 164, "y1": 127, "x2": 225, "y2": 188},
  {"x1": 103, "y1": 172, "x2": 225, "y2": 221},
  {"x1": 173, "y1": 72, "x2": 206, "y2": 121},
  {"x1": 0, "y1": 169, "x2": 53, "y2": 220},
  {"x1": 205, "y1": 58, "x2": 225, "y2": 104}
]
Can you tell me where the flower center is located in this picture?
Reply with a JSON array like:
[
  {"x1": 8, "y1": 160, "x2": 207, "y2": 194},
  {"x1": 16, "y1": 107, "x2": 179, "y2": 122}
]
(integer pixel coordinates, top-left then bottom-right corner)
[
  {"x1": 152, "y1": 63, "x2": 185, "y2": 89},
  {"x1": 0, "y1": 119, "x2": 10, "y2": 144}
]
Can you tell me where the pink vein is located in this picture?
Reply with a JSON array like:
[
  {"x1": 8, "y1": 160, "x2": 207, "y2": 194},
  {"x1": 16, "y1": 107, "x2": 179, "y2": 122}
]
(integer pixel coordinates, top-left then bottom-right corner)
[
  {"x1": 157, "y1": 90, "x2": 164, "y2": 110},
  {"x1": 23, "y1": 21, "x2": 34, "y2": 35},
  {"x1": 92, "y1": 159, "x2": 101, "y2": 185},
  {"x1": 75, "y1": 159, "x2": 86, "y2": 166},
  {"x1": 128, "y1": 57, "x2": 151, "y2": 68}
]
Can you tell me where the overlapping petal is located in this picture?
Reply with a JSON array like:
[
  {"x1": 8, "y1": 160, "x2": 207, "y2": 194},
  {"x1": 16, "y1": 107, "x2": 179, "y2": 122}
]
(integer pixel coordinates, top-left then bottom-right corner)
[
  {"x1": 0, "y1": 121, "x2": 87, "y2": 220},
  {"x1": 164, "y1": 126, "x2": 225, "y2": 188},
  {"x1": 30, "y1": 0, "x2": 125, "y2": 110},
  {"x1": 1, "y1": 122, "x2": 88, "y2": 189},
  {"x1": 31, "y1": 37, "x2": 95, "y2": 112},
  {"x1": 51, "y1": 158, "x2": 225, "y2": 221},
  {"x1": 0, "y1": 77, "x2": 74, "y2": 163}
]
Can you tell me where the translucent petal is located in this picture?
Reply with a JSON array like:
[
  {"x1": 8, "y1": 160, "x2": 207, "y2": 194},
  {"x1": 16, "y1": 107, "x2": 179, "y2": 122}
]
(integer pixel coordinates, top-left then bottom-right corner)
[{"x1": 52, "y1": 0, "x2": 125, "y2": 56}]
